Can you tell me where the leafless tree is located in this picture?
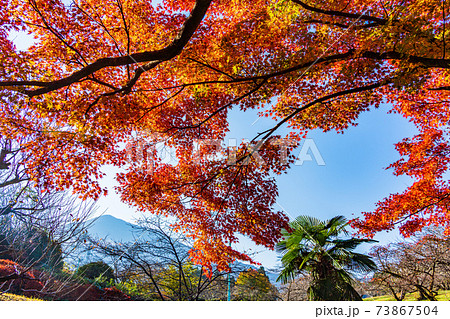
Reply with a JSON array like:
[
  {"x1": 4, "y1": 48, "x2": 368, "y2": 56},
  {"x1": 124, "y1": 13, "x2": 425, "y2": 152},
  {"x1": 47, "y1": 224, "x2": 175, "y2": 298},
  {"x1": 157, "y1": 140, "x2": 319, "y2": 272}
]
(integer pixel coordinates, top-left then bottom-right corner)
[
  {"x1": 87, "y1": 215, "x2": 243, "y2": 300},
  {"x1": 0, "y1": 137, "x2": 29, "y2": 189},
  {"x1": 0, "y1": 149, "x2": 96, "y2": 297},
  {"x1": 370, "y1": 227, "x2": 450, "y2": 301},
  {"x1": 278, "y1": 274, "x2": 311, "y2": 301}
]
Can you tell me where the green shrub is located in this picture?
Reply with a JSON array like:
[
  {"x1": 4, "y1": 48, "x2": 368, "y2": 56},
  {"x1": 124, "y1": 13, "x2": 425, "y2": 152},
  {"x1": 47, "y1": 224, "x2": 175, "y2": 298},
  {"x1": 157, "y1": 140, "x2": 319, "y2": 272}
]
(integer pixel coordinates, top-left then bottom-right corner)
[{"x1": 76, "y1": 261, "x2": 115, "y2": 282}]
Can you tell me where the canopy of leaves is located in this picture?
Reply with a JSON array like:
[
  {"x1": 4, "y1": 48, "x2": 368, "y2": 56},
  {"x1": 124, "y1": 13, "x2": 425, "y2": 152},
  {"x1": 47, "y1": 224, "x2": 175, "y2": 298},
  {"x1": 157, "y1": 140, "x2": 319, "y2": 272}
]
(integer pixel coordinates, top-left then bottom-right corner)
[{"x1": 0, "y1": 0, "x2": 450, "y2": 270}]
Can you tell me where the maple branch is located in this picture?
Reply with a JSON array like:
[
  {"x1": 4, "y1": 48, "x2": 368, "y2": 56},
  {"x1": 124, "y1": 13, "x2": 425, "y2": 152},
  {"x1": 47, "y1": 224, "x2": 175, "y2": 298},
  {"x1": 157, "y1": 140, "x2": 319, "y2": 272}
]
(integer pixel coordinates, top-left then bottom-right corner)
[
  {"x1": 393, "y1": 192, "x2": 450, "y2": 226},
  {"x1": 4, "y1": 47, "x2": 449, "y2": 98},
  {"x1": 0, "y1": 146, "x2": 12, "y2": 170},
  {"x1": 116, "y1": 0, "x2": 132, "y2": 79},
  {"x1": 135, "y1": 87, "x2": 185, "y2": 123},
  {"x1": 187, "y1": 57, "x2": 236, "y2": 80},
  {"x1": 146, "y1": 51, "x2": 357, "y2": 91},
  {"x1": 184, "y1": 80, "x2": 393, "y2": 187},
  {"x1": 303, "y1": 19, "x2": 380, "y2": 29},
  {"x1": 0, "y1": 0, "x2": 212, "y2": 97},
  {"x1": 86, "y1": 77, "x2": 119, "y2": 91},
  {"x1": 147, "y1": 50, "x2": 450, "y2": 93},
  {"x1": 0, "y1": 80, "x2": 49, "y2": 87},
  {"x1": 28, "y1": 0, "x2": 88, "y2": 66},
  {"x1": 170, "y1": 79, "x2": 267, "y2": 131},
  {"x1": 428, "y1": 86, "x2": 450, "y2": 91},
  {"x1": 290, "y1": 0, "x2": 389, "y2": 24},
  {"x1": 255, "y1": 79, "x2": 392, "y2": 144},
  {"x1": 444, "y1": 0, "x2": 447, "y2": 59},
  {"x1": 119, "y1": 60, "x2": 162, "y2": 95},
  {"x1": 72, "y1": 0, "x2": 125, "y2": 56},
  {"x1": 360, "y1": 51, "x2": 450, "y2": 68}
]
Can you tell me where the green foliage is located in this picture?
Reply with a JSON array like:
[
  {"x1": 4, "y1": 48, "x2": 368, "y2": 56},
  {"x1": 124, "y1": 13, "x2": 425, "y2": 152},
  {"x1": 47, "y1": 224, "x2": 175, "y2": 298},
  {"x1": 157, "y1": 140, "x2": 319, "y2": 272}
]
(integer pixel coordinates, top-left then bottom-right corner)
[
  {"x1": 76, "y1": 261, "x2": 115, "y2": 282},
  {"x1": 53, "y1": 264, "x2": 89, "y2": 285},
  {"x1": 277, "y1": 215, "x2": 377, "y2": 301},
  {"x1": 113, "y1": 278, "x2": 160, "y2": 301},
  {"x1": 91, "y1": 274, "x2": 115, "y2": 289},
  {"x1": 158, "y1": 263, "x2": 202, "y2": 301},
  {"x1": 234, "y1": 268, "x2": 278, "y2": 301}
]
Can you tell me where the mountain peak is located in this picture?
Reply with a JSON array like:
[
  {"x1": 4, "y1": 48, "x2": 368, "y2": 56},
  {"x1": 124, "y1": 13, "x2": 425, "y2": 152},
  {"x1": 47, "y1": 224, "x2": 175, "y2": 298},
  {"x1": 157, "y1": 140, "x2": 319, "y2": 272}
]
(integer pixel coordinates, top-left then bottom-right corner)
[{"x1": 87, "y1": 214, "x2": 135, "y2": 242}]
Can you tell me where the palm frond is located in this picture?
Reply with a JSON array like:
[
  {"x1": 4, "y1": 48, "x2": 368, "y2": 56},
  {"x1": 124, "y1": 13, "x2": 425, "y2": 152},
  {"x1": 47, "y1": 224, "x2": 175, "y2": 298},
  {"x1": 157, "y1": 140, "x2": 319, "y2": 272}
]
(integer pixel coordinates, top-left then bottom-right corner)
[
  {"x1": 347, "y1": 252, "x2": 377, "y2": 273},
  {"x1": 330, "y1": 238, "x2": 377, "y2": 252},
  {"x1": 276, "y1": 214, "x2": 377, "y2": 301},
  {"x1": 325, "y1": 215, "x2": 348, "y2": 237}
]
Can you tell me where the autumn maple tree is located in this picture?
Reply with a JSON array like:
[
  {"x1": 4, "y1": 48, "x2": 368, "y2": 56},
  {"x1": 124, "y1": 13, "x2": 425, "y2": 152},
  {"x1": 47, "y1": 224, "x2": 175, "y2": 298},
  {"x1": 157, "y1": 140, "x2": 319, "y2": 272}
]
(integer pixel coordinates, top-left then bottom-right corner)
[{"x1": 1, "y1": 0, "x2": 450, "y2": 271}]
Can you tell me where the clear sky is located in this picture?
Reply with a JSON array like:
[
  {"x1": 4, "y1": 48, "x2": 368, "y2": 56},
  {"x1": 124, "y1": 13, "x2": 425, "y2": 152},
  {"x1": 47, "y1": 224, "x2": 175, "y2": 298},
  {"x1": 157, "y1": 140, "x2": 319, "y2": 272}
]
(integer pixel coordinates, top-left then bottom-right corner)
[{"x1": 10, "y1": 26, "x2": 418, "y2": 270}]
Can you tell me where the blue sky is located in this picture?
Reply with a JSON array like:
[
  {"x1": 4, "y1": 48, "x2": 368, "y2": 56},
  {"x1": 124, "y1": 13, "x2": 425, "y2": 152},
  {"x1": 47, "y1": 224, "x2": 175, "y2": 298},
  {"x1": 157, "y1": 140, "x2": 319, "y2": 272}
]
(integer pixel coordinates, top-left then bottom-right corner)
[{"x1": 10, "y1": 27, "x2": 419, "y2": 270}]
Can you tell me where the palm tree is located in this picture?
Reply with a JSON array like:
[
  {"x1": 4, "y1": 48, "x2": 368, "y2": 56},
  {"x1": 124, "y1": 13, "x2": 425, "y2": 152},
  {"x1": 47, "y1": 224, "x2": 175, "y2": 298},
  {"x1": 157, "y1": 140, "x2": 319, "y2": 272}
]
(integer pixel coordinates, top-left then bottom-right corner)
[{"x1": 276, "y1": 215, "x2": 377, "y2": 301}]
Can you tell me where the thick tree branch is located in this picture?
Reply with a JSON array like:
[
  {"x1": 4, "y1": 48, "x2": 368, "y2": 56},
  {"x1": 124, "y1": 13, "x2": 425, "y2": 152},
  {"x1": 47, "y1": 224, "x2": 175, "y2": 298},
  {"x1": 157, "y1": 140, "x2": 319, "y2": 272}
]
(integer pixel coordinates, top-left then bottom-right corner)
[
  {"x1": 361, "y1": 51, "x2": 450, "y2": 68},
  {"x1": 148, "y1": 50, "x2": 450, "y2": 92},
  {"x1": 428, "y1": 86, "x2": 450, "y2": 91},
  {"x1": 303, "y1": 19, "x2": 379, "y2": 29},
  {"x1": 291, "y1": 0, "x2": 389, "y2": 24},
  {"x1": 3, "y1": 45, "x2": 450, "y2": 99},
  {"x1": 0, "y1": 0, "x2": 212, "y2": 97},
  {"x1": 143, "y1": 51, "x2": 356, "y2": 92},
  {"x1": 0, "y1": 148, "x2": 11, "y2": 170}
]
